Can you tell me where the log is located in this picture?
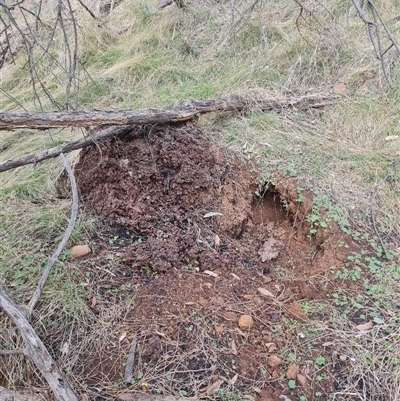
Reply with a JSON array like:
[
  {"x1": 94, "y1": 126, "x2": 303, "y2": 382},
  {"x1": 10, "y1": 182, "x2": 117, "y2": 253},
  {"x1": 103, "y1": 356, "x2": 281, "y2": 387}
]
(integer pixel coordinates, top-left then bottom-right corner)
[{"x1": 0, "y1": 94, "x2": 336, "y2": 130}]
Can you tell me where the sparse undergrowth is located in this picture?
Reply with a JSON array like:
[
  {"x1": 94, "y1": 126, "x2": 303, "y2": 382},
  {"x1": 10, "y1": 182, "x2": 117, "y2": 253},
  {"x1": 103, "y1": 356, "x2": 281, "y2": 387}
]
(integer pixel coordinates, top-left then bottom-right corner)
[{"x1": 1, "y1": 0, "x2": 400, "y2": 400}]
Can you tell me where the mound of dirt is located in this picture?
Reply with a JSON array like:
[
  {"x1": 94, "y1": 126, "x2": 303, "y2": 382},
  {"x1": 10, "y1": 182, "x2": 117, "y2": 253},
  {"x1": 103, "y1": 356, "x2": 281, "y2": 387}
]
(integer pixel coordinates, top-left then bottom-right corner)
[{"x1": 70, "y1": 121, "x2": 353, "y2": 400}]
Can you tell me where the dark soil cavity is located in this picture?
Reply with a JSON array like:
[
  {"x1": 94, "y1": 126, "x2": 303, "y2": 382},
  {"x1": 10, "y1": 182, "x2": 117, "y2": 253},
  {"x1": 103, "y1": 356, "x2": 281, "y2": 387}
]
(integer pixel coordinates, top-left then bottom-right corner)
[{"x1": 72, "y1": 121, "x2": 352, "y2": 400}]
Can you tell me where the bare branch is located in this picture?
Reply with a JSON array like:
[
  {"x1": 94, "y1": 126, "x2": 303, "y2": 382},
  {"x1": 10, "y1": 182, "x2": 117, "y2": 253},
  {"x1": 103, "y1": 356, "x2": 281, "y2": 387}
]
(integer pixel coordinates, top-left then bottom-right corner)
[
  {"x1": 27, "y1": 153, "x2": 79, "y2": 317},
  {"x1": 0, "y1": 94, "x2": 337, "y2": 130},
  {"x1": 0, "y1": 348, "x2": 24, "y2": 355},
  {"x1": 76, "y1": 0, "x2": 97, "y2": 20},
  {"x1": 0, "y1": 283, "x2": 79, "y2": 401},
  {"x1": 352, "y1": 0, "x2": 400, "y2": 88},
  {"x1": 0, "y1": 124, "x2": 131, "y2": 172}
]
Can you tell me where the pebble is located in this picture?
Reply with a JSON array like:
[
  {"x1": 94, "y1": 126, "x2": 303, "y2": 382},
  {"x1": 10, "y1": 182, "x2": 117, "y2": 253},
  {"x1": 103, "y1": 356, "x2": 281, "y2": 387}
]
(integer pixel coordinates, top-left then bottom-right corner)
[{"x1": 70, "y1": 244, "x2": 91, "y2": 258}]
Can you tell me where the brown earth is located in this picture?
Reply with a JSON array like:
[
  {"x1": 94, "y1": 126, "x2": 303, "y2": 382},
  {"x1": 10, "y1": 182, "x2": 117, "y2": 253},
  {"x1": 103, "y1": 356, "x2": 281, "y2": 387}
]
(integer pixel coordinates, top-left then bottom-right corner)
[{"x1": 61, "y1": 121, "x2": 357, "y2": 400}]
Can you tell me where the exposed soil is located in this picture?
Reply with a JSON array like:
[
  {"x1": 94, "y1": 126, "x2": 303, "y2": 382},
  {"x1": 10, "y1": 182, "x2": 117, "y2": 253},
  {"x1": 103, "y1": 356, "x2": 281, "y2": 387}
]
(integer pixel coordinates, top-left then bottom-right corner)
[{"x1": 67, "y1": 121, "x2": 357, "y2": 400}]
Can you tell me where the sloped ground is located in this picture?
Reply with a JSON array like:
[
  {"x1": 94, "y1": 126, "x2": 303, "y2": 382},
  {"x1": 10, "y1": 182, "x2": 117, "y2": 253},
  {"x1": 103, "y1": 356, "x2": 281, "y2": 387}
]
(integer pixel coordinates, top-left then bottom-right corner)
[{"x1": 57, "y1": 121, "x2": 360, "y2": 401}]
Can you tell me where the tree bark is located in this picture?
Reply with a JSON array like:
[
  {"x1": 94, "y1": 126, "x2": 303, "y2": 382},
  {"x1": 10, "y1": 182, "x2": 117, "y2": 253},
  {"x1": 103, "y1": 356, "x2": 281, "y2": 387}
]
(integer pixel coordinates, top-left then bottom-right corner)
[{"x1": 0, "y1": 94, "x2": 336, "y2": 130}]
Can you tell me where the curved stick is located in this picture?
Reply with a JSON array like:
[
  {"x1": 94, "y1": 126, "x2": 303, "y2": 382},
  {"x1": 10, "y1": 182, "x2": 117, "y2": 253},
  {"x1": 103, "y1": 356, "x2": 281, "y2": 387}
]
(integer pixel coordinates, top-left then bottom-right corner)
[{"x1": 27, "y1": 153, "x2": 79, "y2": 317}]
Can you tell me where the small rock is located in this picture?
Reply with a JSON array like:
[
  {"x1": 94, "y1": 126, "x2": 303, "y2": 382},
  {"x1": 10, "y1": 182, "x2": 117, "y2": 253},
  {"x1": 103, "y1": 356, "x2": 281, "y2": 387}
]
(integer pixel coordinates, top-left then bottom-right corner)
[
  {"x1": 267, "y1": 354, "x2": 282, "y2": 369},
  {"x1": 238, "y1": 315, "x2": 254, "y2": 330},
  {"x1": 285, "y1": 301, "x2": 306, "y2": 320},
  {"x1": 286, "y1": 363, "x2": 299, "y2": 379},
  {"x1": 70, "y1": 245, "x2": 91, "y2": 258},
  {"x1": 296, "y1": 373, "x2": 307, "y2": 387}
]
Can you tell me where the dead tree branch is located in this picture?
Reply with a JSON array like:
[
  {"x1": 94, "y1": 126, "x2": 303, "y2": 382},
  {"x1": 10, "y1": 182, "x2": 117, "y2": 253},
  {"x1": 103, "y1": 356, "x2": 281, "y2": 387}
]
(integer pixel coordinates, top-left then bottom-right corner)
[
  {"x1": 0, "y1": 124, "x2": 130, "y2": 172},
  {"x1": 0, "y1": 94, "x2": 337, "y2": 130},
  {"x1": 352, "y1": 0, "x2": 400, "y2": 88},
  {"x1": 0, "y1": 94, "x2": 337, "y2": 173},
  {"x1": 0, "y1": 283, "x2": 79, "y2": 401},
  {"x1": 26, "y1": 153, "x2": 79, "y2": 317},
  {"x1": 0, "y1": 0, "x2": 84, "y2": 110}
]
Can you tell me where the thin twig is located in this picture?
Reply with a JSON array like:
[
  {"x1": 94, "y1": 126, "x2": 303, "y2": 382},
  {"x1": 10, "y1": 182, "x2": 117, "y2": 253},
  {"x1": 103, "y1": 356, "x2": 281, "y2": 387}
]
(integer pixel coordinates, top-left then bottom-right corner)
[
  {"x1": 26, "y1": 153, "x2": 79, "y2": 317},
  {"x1": 0, "y1": 348, "x2": 24, "y2": 355},
  {"x1": 76, "y1": 0, "x2": 97, "y2": 20}
]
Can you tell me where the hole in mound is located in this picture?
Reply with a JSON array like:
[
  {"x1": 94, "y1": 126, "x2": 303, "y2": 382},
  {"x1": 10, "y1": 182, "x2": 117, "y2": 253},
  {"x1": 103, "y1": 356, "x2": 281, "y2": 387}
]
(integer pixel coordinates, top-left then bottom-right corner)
[{"x1": 251, "y1": 185, "x2": 290, "y2": 226}]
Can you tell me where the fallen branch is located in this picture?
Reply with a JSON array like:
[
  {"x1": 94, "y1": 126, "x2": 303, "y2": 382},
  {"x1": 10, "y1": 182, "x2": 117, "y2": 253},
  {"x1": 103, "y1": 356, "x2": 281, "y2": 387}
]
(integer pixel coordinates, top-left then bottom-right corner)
[
  {"x1": 0, "y1": 94, "x2": 336, "y2": 130},
  {"x1": 0, "y1": 283, "x2": 79, "y2": 401},
  {"x1": 0, "y1": 124, "x2": 131, "y2": 172},
  {"x1": 26, "y1": 153, "x2": 79, "y2": 317},
  {"x1": 0, "y1": 94, "x2": 337, "y2": 173}
]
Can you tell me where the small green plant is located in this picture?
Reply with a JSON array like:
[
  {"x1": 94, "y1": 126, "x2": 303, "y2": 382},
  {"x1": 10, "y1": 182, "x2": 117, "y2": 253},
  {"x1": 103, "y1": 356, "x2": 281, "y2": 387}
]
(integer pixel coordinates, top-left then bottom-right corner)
[
  {"x1": 315, "y1": 356, "x2": 326, "y2": 367},
  {"x1": 288, "y1": 379, "x2": 296, "y2": 389}
]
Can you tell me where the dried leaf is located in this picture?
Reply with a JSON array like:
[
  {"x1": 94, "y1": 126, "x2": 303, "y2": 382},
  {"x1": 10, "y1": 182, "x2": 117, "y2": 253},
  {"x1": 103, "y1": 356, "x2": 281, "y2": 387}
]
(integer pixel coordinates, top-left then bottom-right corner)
[
  {"x1": 385, "y1": 135, "x2": 399, "y2": 141},
  {"x1": 203, "y1": 211, "x2": 223, "y2": 218},
  {"x1": 90, "y1": 296, "x2": 97, "y2": 308},
  {"x1": 230, "y1": 374, "x2": 239, "y2": 385},
  {"x1": 235, "y1": 327, "x2": 246, "y2": 337},
  {"x1": 231, "y1": 339, "x2": 238, "y2": 355},
  {"x1": 214, "y1": 234, "x2": 220, "y2": 247},
  {"x1": 207, "y1": 379, "x2": 224, "y2": 395},
  {"x1": 257, "y1": 287, "x2": 275, "y2": 298},
  {"x1": 203, "y1": 270, "x2": 218, "y2": 277},
  {"x1": 355, "y1": 321, "x2": 373, "y2": 331}
]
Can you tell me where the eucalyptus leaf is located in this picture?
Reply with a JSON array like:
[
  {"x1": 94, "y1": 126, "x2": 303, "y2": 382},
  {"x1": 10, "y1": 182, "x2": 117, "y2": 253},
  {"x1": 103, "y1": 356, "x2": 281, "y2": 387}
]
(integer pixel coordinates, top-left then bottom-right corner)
[{"x1": 203, "y1": 212, "x2": 223, "y2": 218}]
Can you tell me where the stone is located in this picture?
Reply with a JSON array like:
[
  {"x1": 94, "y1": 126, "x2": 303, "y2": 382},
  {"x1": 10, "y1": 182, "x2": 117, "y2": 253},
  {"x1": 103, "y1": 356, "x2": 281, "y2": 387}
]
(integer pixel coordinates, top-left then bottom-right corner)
[
  {"x1": 238, "y1": 315, "x2": 254, "y2": 330},
  {"x1": 70, "y1": 244, "x2": 91, "y2": 258}
]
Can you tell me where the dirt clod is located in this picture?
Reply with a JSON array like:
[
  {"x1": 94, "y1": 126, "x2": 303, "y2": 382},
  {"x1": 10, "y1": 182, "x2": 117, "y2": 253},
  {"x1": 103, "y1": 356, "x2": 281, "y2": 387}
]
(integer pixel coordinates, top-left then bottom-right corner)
[
  {"x1": 296, "y1": 373, "x2": 307, "y2": 386},
  {"x1": 286, "y1": 363, "x2": 300, "y2": 379},
  {"x1": 238, "y1": 315, "x2": 254, "y2": 330},
  {"x1": 285, "y1": 301, "x2": 307, "y2": 320},
  {"x1": 267, "y1": 354, "x2": 282, "y2": 369}
]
